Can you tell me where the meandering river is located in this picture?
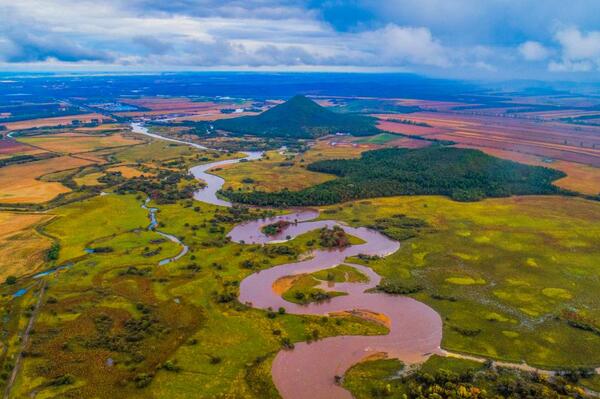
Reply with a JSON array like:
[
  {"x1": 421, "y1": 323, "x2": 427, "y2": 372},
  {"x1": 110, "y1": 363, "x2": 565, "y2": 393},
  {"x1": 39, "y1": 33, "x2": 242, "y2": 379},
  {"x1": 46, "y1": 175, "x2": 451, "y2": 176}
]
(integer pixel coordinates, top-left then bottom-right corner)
[{"x1": 130, "y1": 122, "x2": 443, "y2": 399}]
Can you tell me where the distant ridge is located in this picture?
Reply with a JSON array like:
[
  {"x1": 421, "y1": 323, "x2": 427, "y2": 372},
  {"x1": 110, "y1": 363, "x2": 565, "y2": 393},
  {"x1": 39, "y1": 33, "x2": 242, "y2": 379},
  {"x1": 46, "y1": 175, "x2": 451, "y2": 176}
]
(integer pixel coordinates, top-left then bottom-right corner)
[{"x1": 214, "y1": 95, "x2": 379, "y2": 138}]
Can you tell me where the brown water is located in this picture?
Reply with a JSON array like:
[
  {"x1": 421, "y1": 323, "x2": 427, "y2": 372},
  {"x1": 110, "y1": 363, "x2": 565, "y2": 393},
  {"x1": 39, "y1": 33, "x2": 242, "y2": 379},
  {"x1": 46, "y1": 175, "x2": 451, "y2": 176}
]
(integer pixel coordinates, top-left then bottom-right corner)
[
  {"x1": 230, "y1": 210, "x2": 443, "y2": 399},
  {"x1": 133, "y1": 124, "x2": 443, "y2": 398}
]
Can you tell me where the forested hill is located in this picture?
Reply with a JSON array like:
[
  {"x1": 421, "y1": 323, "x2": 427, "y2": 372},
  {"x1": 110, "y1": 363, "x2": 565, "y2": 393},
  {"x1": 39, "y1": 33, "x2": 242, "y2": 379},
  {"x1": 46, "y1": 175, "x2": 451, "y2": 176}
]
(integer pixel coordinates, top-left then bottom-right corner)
[
  {"x1": 221, "y1": 147, "x2": 567, "y2": 206},
  {"x1": 214, "y1": 95, "x2": 380, "y2": 138}
]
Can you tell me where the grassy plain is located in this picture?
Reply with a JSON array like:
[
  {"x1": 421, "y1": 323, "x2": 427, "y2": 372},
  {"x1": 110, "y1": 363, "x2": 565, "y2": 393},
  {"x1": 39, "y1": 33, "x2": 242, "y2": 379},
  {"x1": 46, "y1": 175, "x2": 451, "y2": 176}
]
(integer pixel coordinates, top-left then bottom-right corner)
[
  {"x1": 319, "y1": 195, "x2": 600, "y2": 368},
  {"x1": 6, "y1": 193, "x2": 387, "y2": 398},
  {"x1": 216, "y1": 140, "x2": 365, "y2": 192}
]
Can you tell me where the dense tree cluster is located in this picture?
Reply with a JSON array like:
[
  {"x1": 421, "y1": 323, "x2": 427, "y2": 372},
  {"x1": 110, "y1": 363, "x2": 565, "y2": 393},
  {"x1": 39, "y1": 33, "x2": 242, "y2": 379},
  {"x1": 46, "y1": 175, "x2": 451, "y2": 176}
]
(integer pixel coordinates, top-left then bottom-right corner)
[
  {"x1": 222, "y1": 147, "x2": 566, "y2": 206},
  {"x1": 115, "y1": 170, "x2": 200, "y2": 204},
  {"x1": 318, "y1": 226, "x2": 351, "y2": 248},
  {"x1": 261, "y1": 220, "x2": 291, "y2": 236}
]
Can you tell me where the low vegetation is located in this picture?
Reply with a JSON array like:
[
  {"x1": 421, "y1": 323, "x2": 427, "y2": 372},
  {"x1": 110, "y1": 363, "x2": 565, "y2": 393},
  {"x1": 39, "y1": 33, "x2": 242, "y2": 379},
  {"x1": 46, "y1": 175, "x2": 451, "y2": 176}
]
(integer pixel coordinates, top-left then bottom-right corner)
[{"x1": 344, "y1": 355, "x2": 594, "y2": 398}]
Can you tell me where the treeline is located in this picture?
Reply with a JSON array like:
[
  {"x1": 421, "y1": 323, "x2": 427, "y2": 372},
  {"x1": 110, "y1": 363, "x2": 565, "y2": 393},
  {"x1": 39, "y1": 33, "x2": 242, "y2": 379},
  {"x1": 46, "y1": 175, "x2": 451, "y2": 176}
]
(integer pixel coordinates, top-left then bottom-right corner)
[{"x1": 221, "y1": 147, "x2": 567, "y2": 206}]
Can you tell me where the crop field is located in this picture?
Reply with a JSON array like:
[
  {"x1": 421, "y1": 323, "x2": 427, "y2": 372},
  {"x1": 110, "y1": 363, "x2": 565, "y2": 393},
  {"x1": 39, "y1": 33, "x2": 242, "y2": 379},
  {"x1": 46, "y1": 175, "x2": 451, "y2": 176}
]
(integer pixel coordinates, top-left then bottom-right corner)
[
  {"x1": 385, "y1": 111, "x2": 600, "y2": 166},
  {"x1": 0, "y1": 212, "x2": 53, "y2": 279},
  {"x1": 0, "y1": 139, "x2": 47, "y2": 159},
  {"x1": 319, "y1": 195, "x2": 600, "y2": 368},
  {"x1": 0, "y1": 156, "x2": 94, "y2": 204},
  {"x1": 17, "y1": 132, "x2": 142, "y2": 154},
  {"x1": 216, "y1": 140, "x2": 366, "y2": 192},
  {"x1": 1, "y1": 113, "x2": 110, "y2": 131},
  {"x1": 117, "y1": 97, "x2": 255, "y2": 119}
]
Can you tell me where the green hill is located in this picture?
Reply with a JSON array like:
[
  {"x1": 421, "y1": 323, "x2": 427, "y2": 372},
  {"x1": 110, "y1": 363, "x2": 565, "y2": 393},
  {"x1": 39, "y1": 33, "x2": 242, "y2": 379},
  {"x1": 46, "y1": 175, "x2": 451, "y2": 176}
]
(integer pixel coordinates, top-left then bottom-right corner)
[
  {"x1": 214, "y1": 95, "x2": 380, "y2": 138},
  {"x1": 221, "y1": 146, "x2": 567, "y2": 206}
]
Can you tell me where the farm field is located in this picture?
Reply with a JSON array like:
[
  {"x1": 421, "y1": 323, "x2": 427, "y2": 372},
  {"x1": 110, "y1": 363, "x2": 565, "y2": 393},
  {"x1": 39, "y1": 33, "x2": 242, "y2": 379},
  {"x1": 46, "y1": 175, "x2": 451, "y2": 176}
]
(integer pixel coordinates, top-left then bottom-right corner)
[
  {"x1": 0, "y1": 156, "x2": 94, "y2": 204},
  {"x1": 1, "y1": 113, "x2": 109, "y2": 131},
  {"x1": 17, "y1": 132, "x2": 142, "y2": 154},
  {"x1": 0, "y1": 212, "x2": 53, "y2": 280},
  {"x1": 378, "y1": 111, "x2": 600, "y2": 166},
  {"x1": 318, "y1": 195, "x2": 600, "y2": 367},
  {"x1": 0, "y1": 139, "x2": 47, "y2": 160}
]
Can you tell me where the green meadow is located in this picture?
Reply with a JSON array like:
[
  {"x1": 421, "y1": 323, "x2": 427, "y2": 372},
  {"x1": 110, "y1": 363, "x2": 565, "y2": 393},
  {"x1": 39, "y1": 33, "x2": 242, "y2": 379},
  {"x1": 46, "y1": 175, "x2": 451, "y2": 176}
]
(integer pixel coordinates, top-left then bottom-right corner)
[{"x1": 319, "y1": 195, "x2": 600, "y2": 368}]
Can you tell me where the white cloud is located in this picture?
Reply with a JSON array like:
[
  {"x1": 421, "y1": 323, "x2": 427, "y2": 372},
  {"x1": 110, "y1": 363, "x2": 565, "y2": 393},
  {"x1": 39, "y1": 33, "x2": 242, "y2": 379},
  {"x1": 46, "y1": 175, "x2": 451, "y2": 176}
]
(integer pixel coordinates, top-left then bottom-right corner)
[
  {"x1": 548, "y1": 27, "x2": 600, "y2": 72},
  {"x1": 357, "y1": 25, "x2": 450, "y2": 67},
  {"x1": 518, "y1": 41, "x2": 550, "y2": 61}
]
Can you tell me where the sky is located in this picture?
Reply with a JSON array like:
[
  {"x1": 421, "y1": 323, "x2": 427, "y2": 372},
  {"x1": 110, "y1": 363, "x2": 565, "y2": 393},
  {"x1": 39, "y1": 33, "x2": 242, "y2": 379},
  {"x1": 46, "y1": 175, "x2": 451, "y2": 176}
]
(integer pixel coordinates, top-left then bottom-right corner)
[{"x1": 1, "y1": 0, "x2": 600, "y2": 80}]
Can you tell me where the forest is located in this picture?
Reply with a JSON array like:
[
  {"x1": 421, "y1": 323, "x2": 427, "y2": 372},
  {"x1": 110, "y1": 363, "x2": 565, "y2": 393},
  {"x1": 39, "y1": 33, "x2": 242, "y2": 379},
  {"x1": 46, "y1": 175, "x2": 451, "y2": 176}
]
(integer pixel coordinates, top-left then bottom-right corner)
[{"x1": 221, "y1": 147, "x2": 567, "y2": 206}]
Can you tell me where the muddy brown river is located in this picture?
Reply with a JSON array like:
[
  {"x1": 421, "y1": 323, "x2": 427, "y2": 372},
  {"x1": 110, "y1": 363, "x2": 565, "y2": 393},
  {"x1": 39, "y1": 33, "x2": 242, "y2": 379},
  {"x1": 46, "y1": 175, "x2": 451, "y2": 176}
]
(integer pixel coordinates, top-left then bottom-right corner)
[
  {"x1": 229, "y1": 211, "x2": 443, "y2": 399},
  {"x1": 130, "y1": 122, "x2": 443, "y2": 399}
]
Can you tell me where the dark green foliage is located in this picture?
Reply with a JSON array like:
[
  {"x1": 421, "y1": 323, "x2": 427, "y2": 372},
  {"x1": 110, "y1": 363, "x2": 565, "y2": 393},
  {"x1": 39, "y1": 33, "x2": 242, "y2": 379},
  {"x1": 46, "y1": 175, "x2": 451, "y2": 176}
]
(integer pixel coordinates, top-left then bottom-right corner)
[
  {"x1": 215, "y1": 95, "x2": 380, "y2": 138},
  {"x1": 5, "y1": 276, "x2": 17, "y2": 285},
  {"x1": 116, "y1": 170, "x2": 199, "y2": 204},
  {"x1": 367, "y1": 214, "x2": 429, "y2": 241},
  {"x1": 223, "y1": 147, "x2": 566, "y2": 206},
  {"x1": 261, "y1": 220, "x2": 291, "y2": 236},
  {"x1": 376, "y1": 279, "x2": 423, "y2": 295},
  {"x1": 46, "y1": 243, "x2": 60, "y2": 261},
  {"x1": 48, "y1": 374, "x2": 75, "y2": 386}
]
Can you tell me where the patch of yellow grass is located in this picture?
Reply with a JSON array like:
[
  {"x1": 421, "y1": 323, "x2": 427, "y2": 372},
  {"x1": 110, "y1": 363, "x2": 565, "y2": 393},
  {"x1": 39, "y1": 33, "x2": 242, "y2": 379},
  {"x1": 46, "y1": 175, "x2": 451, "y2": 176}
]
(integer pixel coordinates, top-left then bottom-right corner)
[
  {"x1": 446, "y1": 276, "x2": 486, "y2": 285},
  {"x1": 0, "y1": 156, "x2": 93, "y2": 203},
  {"x1": 217, "y1": 139, "x2": 366, "y2": 192},
  {"x1": 542, "y1": 288, "x2": 573, "y2": 300},
  {"x1": 106, "y1": 165, "x2": 149, "y2": 178},
  {"x1": 0, "y1": 212, "x2": 53, "y2": 279},
  {"x1": 73, "y1": 172, "x2": 103, "y2": 186}
]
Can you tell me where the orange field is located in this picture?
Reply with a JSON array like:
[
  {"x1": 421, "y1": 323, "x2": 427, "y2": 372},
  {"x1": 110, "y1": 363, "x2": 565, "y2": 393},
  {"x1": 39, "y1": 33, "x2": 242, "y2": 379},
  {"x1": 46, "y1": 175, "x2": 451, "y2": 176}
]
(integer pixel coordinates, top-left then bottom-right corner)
[
  {"x1": 0, "y1": 212, "x2": 53, "y2": 279},
  {"x1": 106, "y1": 165, "x2": 151, "y2": 178},
  {"x1": 0, "y1": 156, "x2": 93, "y2": 203}
]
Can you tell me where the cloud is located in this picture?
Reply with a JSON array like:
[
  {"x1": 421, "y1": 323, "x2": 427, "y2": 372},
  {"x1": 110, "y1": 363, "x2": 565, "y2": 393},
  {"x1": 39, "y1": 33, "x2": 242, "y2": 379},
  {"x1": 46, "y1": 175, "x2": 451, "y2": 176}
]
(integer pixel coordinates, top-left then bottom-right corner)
[
  {"x1": 358, "y1": 25, "x2": 450, "y2": 67},
  {"x1": 519, "y1": 41, "x2": 550, "y2": 61},
  {"x1": 548, "y1": 27, "x2": 600, "y2": 72},
  {"x1": 0, "y1": 0, "x2": 599, "y2": 79}
]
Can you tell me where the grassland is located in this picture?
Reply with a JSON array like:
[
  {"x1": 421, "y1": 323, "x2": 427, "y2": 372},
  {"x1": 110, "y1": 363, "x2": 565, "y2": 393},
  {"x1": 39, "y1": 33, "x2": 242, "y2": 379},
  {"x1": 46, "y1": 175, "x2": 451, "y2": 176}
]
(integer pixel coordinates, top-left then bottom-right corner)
[
  {"x1": 3, "y1": 192, "x2": 387, "y2": 398},
  {"x1": 318, "y1": 195, "x2": 600, "y2": 368},
  {"x1": 216, "y1": 140, "x2": 365, "y2": 192},
  {"x1": 279, "y1": 264, "x2": 368, "y2": 305},
  {"x1": 0, "y1": 212, "x2": 53, "y2": 280}
]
